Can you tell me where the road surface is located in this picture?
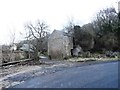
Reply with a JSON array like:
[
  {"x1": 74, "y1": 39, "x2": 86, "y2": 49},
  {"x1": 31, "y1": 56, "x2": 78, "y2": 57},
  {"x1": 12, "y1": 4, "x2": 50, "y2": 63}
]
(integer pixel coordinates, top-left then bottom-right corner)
[{"x1": 12, "y1": 61, "x2": 119, "y2": 88}]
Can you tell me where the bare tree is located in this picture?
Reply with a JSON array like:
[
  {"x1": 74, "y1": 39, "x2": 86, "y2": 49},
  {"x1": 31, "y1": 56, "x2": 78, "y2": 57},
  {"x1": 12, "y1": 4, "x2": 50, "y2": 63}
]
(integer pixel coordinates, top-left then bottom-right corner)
[
  {"x1": 9, "y1": 29, "x2": 16, "y2": 45},
  {"x1": 92, "y1": 7, "x2": 119, "y2": 51},
  {"x1": 8, "y1": 29, "x2": 16, "y2": 61},
  {"x1": 63, "y1": 18, "x2": 75, "y2": 37},
  {"x1": 93, "y1": 7, "x2": 118, "y2": 35},
  {"x1": 25, "y1": 20, "x2": 49, "y2": 60}
]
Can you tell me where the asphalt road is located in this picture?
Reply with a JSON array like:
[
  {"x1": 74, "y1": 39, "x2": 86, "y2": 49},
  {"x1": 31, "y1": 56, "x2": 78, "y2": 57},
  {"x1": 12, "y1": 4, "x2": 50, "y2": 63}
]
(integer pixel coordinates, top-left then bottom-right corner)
[{"x1": 13, "y1": 61, "x2": 119, "y2": 88}]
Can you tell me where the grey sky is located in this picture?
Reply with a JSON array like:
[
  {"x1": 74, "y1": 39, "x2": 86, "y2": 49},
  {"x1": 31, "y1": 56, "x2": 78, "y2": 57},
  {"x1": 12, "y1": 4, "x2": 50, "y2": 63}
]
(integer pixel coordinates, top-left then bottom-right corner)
[{"x1": 0, "y1": 0, "x2": 119, "y2": 45}]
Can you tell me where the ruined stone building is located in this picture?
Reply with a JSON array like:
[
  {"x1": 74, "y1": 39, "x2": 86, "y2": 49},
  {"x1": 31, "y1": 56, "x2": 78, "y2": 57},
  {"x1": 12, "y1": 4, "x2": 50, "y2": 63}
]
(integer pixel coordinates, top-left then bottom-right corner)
[{"x1": 48, "y1": 30, "x2": 73, "y2": 59}]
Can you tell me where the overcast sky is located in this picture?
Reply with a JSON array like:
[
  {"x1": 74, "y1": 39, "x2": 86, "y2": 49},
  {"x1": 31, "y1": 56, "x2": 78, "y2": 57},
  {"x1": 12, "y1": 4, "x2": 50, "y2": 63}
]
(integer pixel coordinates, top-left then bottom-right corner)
[{"x1": 0, "y1": 0, "x2": 119, "y2": 45}]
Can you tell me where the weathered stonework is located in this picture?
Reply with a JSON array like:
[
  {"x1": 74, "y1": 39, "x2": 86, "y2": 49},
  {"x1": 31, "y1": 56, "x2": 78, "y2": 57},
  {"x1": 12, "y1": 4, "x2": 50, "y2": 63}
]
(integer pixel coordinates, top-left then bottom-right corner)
[
  {"x1": 1, "y1": 45, "x2": 28, "y2": 64},
  {"x1": 48, "y1": 30, "x2": 73, "y2": 59}
]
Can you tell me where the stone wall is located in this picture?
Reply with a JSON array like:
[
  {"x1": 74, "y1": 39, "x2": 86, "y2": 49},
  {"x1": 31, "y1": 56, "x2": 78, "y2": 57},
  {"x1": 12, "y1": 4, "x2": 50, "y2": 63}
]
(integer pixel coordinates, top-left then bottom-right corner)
[
  {"x1": 13, "y1": 51, "x2": 27, "y2": 60},
  {"x1": 2, "y1": 50, "x2": 27, "y2": 63}
]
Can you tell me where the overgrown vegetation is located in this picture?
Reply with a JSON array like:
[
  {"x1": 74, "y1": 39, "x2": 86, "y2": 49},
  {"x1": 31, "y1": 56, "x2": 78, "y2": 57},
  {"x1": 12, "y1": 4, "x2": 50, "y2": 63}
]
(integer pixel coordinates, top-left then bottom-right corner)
[
  {"x1": 22, "y1": 7, "x2": 120, "y2": 60},
  {"x1": 65, "y1": 7, "x2": 120, "y2": 53},
  {"x1": 24, "y1": 20, "x2": 49, "y2": 60}
]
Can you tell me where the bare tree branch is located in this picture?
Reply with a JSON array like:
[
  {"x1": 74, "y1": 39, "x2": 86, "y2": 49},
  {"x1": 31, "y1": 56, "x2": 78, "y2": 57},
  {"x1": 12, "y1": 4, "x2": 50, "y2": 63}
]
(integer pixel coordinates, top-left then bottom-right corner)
[{"x1": 24, "y1": 20, "x2": 49, "y2": 60}]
